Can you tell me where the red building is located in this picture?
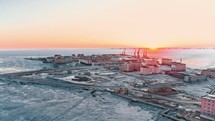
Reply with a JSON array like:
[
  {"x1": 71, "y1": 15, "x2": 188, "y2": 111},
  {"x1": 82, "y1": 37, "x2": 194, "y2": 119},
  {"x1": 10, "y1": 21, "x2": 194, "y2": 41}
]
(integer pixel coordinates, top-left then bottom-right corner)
[{"x1": 201, "y1": 94, "x2": 215, "y2": 121}]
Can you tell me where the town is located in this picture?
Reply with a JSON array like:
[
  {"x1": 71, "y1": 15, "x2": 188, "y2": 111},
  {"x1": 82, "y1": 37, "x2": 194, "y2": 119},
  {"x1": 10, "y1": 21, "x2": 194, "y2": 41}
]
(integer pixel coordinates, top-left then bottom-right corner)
[{"x1": 2, "y1": 48, "x2": 215, "y2": 121}]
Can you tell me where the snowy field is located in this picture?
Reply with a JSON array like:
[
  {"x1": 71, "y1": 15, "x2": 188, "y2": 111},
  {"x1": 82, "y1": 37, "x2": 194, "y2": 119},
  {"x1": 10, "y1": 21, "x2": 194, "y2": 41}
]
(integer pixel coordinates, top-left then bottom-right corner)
[
  {"x1": 0, "y1": 83, "x2": 171, "y2": 121},
  {"x1": 0, "y1": 55, "x2": 171, "y2": 121}
]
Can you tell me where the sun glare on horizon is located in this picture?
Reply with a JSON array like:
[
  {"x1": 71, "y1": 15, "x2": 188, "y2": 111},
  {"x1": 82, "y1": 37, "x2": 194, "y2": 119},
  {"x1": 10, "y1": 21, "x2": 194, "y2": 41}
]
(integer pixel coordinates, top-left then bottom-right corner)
[
  {"x1": 149, "y1": 47, "x2": 158, "y2": 50},
  {"x1": 147, "y1": 45, "x2": 159, "y2": 50}
]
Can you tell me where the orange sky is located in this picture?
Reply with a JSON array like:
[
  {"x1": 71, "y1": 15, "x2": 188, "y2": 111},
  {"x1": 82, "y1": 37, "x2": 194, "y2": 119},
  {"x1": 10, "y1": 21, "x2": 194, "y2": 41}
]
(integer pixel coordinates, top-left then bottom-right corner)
[{"x1": 1, "y1": 0, "x2": 215, "y2": 49}]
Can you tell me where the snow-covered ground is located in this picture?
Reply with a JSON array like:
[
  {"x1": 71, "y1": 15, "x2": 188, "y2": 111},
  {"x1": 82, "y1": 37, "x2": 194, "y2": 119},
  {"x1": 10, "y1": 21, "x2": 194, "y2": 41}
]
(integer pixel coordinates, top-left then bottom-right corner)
[
  {"x1": 176, "y1": 78, "x2": 215, "y2": 97},
  {"x1": 0, "y1": 83, "x2": 170, "y2": 121}
]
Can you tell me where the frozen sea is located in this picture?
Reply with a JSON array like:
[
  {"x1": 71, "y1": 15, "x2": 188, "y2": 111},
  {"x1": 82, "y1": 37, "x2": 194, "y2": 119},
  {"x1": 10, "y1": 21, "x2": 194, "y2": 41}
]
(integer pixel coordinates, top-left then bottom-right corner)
[{"x1": 0, "y1": 48, "x2": 215, "y2": 121}]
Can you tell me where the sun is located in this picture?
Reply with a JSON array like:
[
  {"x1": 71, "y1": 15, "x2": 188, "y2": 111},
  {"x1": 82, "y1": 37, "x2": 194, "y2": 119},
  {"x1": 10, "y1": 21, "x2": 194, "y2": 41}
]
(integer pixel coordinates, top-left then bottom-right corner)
[
  {"x1": 149, "y1": 47, "x2": 158, "y2": 50},
  {"x1": 148, "y1": 45, "x2": 158, "y2": 50}
]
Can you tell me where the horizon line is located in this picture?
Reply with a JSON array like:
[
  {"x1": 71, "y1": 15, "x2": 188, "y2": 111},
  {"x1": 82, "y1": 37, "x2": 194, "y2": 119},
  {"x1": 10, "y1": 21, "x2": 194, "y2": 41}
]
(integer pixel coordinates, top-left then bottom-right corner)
[{"x1": 1, "y1": 47, "x2": 215, "y2": 51}]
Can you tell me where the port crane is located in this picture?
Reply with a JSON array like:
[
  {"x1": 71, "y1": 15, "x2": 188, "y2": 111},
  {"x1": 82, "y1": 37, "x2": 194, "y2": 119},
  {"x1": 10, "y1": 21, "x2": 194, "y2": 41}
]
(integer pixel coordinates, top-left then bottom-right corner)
[
  {"x1": 122, "y1": 48, "x2": 126, "y2": 55},
  {"x1": 143, "y1": 48, "x2": 148, "y2": 58},
  {"x1": 133, "y1": 48, "x2": 148, "y2": 58},
  {"x1": 121, "y1": 48, "x2": 148, "y2": 58},
  {"x1": 137, "y1": 48, "x2": 140, "y2": 58},
  {"x1": 134, "y1": 48, "x2": 137, "y2": 57}
]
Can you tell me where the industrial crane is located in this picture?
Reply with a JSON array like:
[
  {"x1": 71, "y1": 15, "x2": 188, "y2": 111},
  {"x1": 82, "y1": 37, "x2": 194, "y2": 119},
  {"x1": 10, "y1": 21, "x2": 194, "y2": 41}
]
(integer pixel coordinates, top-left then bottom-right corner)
[
  {"x1": 133, "y1": 48, "x2": 148, "y2": 58},
  {"x1": 122, "y1": 48, "x2": 126, "y2": 55},
  {"x1": 134, "y1": 48, "x2": 137, "y2": 57},
  {"x1": 137, "y1": 48, "x2": 140, "y2": 58},
  {"x1": 143, "y1": 48, "x2": 148, "y2": 58}
]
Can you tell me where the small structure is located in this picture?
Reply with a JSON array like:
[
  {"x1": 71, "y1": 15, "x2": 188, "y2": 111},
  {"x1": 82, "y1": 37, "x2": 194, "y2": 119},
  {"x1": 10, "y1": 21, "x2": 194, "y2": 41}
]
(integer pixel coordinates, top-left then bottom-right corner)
[
  {"x1": 54, "y1": 55, "x2": 75, "y2": 64},
  {"x1": 200, "y1": 94, "x2": 215, "y2": 121},
  {"x1": 161, "y1": 58, "x2": 172, "y2": 66},
  {"x1": 77, "y1": 54, "x2": 84, "y2": 57},
  {"x1": 53, "y1": 54, "x2": 63, "y2": 64},
  {"x1": 166, "y1": 71, "x2": 188, "y2": 79},
  {"x1": 159, "y1": 65, "x2": 171, "y2": 73},
  {"x1": 79, "y1": 59, "x2": 92, "y2": 66},
  {"x1": 148, "y1": 83, "x2": 177, "y2": 95},
  {"x1": 83, "y1": 72, "x2": 91, "y2": 76},
  {"x1": 46, "y1": 57, "x2": 54, "y2": 63},
  {"x1": 184, "y1": 75, "x2": 207, "y2": 83},
  {"x1": 171, "y1": 62, "x2": 186, "y2": 72},
  {"x1": 72, "y1": 76, "x2": 91, "y2": 82},
  {"x1": 115, "y1": 88, "x2": 128, "y2": 94},
  {"x1": 129, "y1": 90, "x2": 152, "y2": 98},
  {"x1": 54, "y1": 54, "x2": 62, "y2": 59},
  {"x1": 105, "y1": 61, "x2": 123, "y2": 70},
  {"x1": 201, "y1": 68, "x2": 215, "y2": 78},
  {"x1": 111, "y1": 57, "x2": 121, "y2": 62}
]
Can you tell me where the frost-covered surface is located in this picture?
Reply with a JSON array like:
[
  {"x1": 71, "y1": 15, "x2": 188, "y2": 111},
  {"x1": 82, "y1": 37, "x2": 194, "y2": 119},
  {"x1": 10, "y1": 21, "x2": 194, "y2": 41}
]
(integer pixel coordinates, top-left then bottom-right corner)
[
  {"x1": 125, "y1": 72, "x2": 181, "y2": 84},
  {"x1": 176, "y1": 78, "x2": 215, "y2": 97},
  {"x1": 0, "y1": 83, "x2": 170, "y2": 121}
]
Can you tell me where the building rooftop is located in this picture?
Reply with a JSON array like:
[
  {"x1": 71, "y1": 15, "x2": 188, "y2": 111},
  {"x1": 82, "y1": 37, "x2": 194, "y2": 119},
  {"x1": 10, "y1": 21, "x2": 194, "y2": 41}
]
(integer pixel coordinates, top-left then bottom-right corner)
[
  {"x1": 153, "y1": 65, "x2": 159, "y2": 67},
  {"x1": 122, "y1": 58, "x2": 138, "y2": 61},
  {"x1": 206, "y1": 68, "x2": 215, "y2": 71},
  {"x1": 172, "y1": 62, "x2": 186, "y2": 65},
  {"x1": 203, "y1": 94, "x2": 215, "y2": 100},
  {"x1": 141, "y1": 66, "x2": 149, "y2": 68},
  {"x1": 202, "y1": 68, "x2": 215, "y2": 72},
  {"x1": 162, "y1": 58, "x2": 172, "y2": 60},
  {"x1": 149, "y1": 83, "x2": 171, "y2": 88},
  {"x1": 207, "y1": 68, "x2": 215, "y2": 70}
]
